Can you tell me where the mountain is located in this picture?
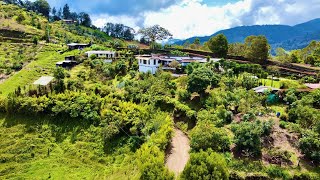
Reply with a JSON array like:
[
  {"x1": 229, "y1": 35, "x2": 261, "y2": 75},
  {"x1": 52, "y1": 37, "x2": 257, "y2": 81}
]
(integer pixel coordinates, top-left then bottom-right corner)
[{"x1": 173, "y1": 18, "x2": 320, "y2": 52}]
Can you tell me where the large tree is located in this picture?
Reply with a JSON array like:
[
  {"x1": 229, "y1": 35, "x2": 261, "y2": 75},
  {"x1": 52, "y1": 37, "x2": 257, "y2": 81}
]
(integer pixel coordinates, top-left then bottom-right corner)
[
  {"x1": 78, "y1": 12, "x2": 91, "y2": 27},
  {"x1": 62, "y1": 4, "x2": 71, "y2": 19},
  {"x1": 33, "y1": 0, "x2": 50, "y2": 19},
  {"x1": 245, "y1": 35, "x2": 270, "y2": 64},
  {"x1": 207, "y1": 34, "x2": 228, "y2": 58},
  {"x1": 138, "y1": 25, "x2": 172, "y2": 46},
  {"x1": 187, "y1": 67, "x2": 220, "y2": 95}
]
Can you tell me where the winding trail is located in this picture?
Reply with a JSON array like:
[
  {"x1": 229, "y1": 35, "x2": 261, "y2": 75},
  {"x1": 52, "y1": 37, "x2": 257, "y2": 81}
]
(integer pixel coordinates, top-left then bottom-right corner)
[{"x1": 165, "y1": 128, "x2": 190, "y2": 177}]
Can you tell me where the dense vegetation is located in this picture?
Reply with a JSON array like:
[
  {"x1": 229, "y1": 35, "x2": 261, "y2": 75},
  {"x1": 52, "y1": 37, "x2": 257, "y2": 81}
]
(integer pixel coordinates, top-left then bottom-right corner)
[{"x1": 0, "y1": 1, "x2": 319, "y2": 180}]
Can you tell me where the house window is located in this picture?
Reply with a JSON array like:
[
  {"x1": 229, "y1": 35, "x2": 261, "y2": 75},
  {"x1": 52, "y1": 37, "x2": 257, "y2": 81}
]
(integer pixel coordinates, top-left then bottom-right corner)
[
  {"x1": 143, "y1": 60, "x2": 147, "y2": 64},
  {"x1": 148, "y1": 60, "x2": 150, "y2": 65},
  {"x1": 153, "y1": 59, "x2": 156, "y2": 65}
]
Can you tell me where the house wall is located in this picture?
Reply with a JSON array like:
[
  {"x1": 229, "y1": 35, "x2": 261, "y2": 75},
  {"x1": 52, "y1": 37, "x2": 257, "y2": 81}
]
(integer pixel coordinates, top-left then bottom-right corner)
[
  {"x1": 87, "y1": 52, "x2": 116, "y2": 58},
  {"x1": 138, "y1": 58, "x2": 159, "y2": 74}
]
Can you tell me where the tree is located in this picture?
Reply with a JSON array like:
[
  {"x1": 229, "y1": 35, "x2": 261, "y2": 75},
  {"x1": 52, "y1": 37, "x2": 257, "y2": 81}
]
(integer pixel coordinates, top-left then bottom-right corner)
[
  {"x1": 33, "y1": 0, "x2": 50, "y2": 19},
  {"x1": 245, "y1": 35, "x2": 270, "y2": 64},
  {"x1": 194, "y1": 38, "x2": 201, "y2": 45},
  {"x1": 231, "y1": 121, "x2": 272, "y2": 157},
  {"x1": 187, "y1": 68, "x2": 220, "y2": 95},
  {"x1": 190, "y1": 122, "x2": 230, "y2": 152},
  {"x1": 138, "y1": 25, "x2": 172, "y2": 47},
  {"x1": 207, "y1": 34, "x2": 228, "y2": 58},
  {"x1": 78, "y1": 12, "x2": 91, "y2": 27},
  {"x1": 183, "y1": 40, "x2": 191, "y2": 48},
  {"x1": 276, "y1": 47, "x2": 290, "y2": 63},
  {"x1": 62, "y1": 4, "x2": 71, "y2": 19},
  {"x1": 181, "y1": 149, "x2": 229, "y2": 180}
]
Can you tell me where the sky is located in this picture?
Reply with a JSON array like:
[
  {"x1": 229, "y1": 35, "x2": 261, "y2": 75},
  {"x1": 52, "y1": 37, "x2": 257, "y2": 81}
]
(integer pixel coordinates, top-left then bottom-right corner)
[{"x1": 47, "y1": 0, "x2": 320, "y2": 40}]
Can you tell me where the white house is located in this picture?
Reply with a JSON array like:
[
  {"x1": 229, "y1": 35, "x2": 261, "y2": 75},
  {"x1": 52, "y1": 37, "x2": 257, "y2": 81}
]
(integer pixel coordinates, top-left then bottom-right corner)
[
  {"x1": 85, "y1": 51, "x2": 117, "y2": 59},
  {"x1": 136, "y1": 54, "x2": 216, "y2": 74},
  {"x1": 137, "y1": 55, "x2": 160, "y2": 74}
]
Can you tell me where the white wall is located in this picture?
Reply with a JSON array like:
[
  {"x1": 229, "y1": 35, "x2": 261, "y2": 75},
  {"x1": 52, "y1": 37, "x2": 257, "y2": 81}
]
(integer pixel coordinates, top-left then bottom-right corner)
[{"x1": 139, "y1": 65, "x2": 158, "y2": 74}]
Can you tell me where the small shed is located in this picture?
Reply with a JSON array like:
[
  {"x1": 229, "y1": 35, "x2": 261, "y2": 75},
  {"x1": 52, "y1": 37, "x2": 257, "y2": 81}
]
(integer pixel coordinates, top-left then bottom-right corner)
[{"x1": 33, "y1": 76, "x2": 54, "y2": 86}]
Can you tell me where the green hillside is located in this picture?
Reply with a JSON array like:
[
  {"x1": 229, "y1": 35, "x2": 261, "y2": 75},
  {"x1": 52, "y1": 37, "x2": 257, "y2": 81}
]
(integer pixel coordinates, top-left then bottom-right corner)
[{"x1": 0, "y1": 2, "x2": 320, "y2": 180}]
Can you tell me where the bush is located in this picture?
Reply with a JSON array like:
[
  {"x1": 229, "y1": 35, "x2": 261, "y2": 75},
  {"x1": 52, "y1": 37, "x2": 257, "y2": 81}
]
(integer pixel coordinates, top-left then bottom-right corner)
[
  {"x1": 299, "y1": 131, "x2": 320, "y2": 164},
  {"x1": 190, "y1": 122, "x2": 231, "y2": 152},
  {"x1": 231, "y1": 121, "x2": 268, "y2": 157},
  {"x1": 266, "y1": 166, "x2": 291, "y2": 179},
  {"x1": 280, "y1": 114, "x2": 288, "y2": 121},
  {"x1": 279, "y1": 121, "x2": 287, "y2": 129},
  {"x1": 137, "y1": 145, "x2": 174, "y2": 180},
  {"x1": 181, "y1": 149, "x2": 229, "y2": 180}
]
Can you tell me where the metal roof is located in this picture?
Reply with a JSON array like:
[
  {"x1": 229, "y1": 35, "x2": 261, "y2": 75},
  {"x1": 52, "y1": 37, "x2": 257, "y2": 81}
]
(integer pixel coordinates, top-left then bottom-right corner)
[{"x1": 33, "y1": 76, "x2": 54, "y2": 86}]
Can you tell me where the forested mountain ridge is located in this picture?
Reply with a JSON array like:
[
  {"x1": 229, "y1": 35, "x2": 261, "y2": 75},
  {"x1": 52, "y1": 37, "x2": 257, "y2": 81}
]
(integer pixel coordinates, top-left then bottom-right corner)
[{"x1": 174, "y1": 18, "x2": 320, "y2": 51}]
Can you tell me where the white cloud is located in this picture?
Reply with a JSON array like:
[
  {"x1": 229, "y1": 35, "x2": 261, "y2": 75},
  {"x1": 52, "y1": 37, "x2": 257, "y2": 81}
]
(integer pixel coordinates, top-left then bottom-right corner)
[{"x1": 91, "y1": 0, "x2": 320, "y2": 40}]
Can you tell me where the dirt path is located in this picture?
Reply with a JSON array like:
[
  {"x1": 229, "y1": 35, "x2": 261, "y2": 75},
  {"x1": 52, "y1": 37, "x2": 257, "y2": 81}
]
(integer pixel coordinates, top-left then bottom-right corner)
[{"x1": 165, "y1": 128, "x2": 190, "y2": 177}]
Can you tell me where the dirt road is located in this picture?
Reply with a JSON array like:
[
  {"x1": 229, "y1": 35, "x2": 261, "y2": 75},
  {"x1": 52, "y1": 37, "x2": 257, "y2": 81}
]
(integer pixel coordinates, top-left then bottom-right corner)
[{"x1": 165, "y1": 128, "x2": 190, "y2": 176}]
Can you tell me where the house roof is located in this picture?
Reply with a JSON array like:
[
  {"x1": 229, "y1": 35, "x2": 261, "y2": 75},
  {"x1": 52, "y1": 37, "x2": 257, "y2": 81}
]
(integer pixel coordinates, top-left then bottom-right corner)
[
  {"x1": 33, "y1": 76, "x2": 54, "y2": 86},
  {"x1": 252, "y1": 86, "x2": 280, "y2": 93},
  {"x1": 305, "y1": 83, "x2": 320, "y2": 89}
]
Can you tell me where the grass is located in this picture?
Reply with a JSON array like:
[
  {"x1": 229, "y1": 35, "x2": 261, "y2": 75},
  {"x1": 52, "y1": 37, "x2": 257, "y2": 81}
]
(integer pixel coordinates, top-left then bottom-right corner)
[
  {"x1": 0, "y1": 114, "x2": 139, "y2": 179},
  {"x1": 0, "y1": 46, "x2": 81, "y2": 96},
  {"x1": 260, "y1": 79, "x2": 281, "y2": 88}
]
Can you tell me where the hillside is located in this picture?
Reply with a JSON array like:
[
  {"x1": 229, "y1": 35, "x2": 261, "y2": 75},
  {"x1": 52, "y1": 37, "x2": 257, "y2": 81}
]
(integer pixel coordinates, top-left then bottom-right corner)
[
  {"x1": 174, "y1": 18, "x2": 320, "y2": 52},
  {"x1": 0, "y1": 2, "x2": 320, "y2": 180}
]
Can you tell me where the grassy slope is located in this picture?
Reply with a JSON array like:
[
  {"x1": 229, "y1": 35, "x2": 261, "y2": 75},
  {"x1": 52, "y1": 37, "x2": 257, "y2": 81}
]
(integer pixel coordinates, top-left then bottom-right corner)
[
  {"x1": 0, "y1": 114, "x2": 139, "y2": 179},
  {"x1": 0, "y1": 45, "x2": 81, "y2": 96}
]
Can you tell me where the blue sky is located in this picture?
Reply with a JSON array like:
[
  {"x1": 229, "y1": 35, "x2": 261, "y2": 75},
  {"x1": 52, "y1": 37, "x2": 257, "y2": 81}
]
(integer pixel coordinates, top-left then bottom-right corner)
[{"x1": 47, "y1": 0, "x2": 320, "y2": 39}]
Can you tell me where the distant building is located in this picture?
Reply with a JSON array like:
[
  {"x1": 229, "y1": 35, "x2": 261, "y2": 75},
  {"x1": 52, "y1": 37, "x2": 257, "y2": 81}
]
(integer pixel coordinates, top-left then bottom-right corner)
[
  {"x1": 62, "y1": 19, "x2": 77, "y2": 25},
  {"x1": 33, "y1": 76, "x2": 54, "y2": 86},
  {"x1": 67, "y1": 43, "x2": 91, "y2": 50},
  {"x1": 85, "y1": 51, "x2": 117, "y2": 59}
]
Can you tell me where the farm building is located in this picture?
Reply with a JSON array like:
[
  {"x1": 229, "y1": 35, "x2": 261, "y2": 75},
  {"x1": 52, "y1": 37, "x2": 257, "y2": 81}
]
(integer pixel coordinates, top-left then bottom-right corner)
[
  {"x1": 85, "y1": 51, "x2": 117, "y2": 59},
  {"x1": 62, "y1": 19, "x2": 77, "y2": 25},
  {"x1": 56, "y1": 60, "x2": 78, "y2": 68},
  {"x1": 67, "y1": 43, "x2": 91, "y2": 50},
  {"x1": 33, "y1": 76, "x2": 54, "y2": 86}
]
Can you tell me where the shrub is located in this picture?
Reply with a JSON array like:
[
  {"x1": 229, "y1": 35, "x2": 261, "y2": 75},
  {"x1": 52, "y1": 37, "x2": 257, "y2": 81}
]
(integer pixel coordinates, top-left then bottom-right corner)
[
  {"x1": 231, "y1": 121, "x2": 267, "y2": 157},
  {"x1": 266, "y1": 165, "x2": 291, "y2": 179},
  {"x1": 137, "y1": 145, "x2": 174, "y2": 180},
  {"x1": 299, "y1": 131, "x2": 320, "y2": 164},
  {"x1": 279, "y1": 121, "x2": 287, "y2": 129},
  {"x1": 190, "y1": 122, "x2": 231, "y2": 152},
  {"x1": 280, "y1": 114, "x2": 288, "y2": 121},
  {"x1": 181, "y1": 149, "x2": 229, "y2": 180}
]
